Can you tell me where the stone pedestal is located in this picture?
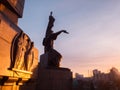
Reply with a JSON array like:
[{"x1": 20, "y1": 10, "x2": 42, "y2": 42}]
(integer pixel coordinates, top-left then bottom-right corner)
[
  {"x1": 40, "y1": 53, "x2": 48, "y2": 68},
  {"x1": 37, "y1": 68, "x2": 73, "y2": 90}
]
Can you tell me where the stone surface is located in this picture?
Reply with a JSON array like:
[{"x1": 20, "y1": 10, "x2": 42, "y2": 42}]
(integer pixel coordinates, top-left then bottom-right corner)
[
  {"x1": 37, "y1": 68, "x2": 73, "y2": 90},
  {"x1": 0, "y1": 1, "x2": 39, "y2": 89},
  {"x1": 40, "y1": 53, "x2": 48, "y2": 68},
  {"x1": 0, "y1": 14, "x2": 38, "y2": 78},
  {"x1": 1, "y1": 0, "x2": 25, "y2": 18},
  {"x1": 0, "y1": 3, "x2": 18, "y2": 24}
]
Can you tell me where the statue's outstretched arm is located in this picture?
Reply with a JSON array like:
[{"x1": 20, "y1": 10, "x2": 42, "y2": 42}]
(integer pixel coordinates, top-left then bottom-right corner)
[
  {"x1": 55, "y1": 30, "x2": 69, "y2": 36},
  {"x1": 50, "y1": 30, "x2": 69, "y2": 40},
  {"x1": 60, "y1": 30, "x2": 69, "y2": 34}
]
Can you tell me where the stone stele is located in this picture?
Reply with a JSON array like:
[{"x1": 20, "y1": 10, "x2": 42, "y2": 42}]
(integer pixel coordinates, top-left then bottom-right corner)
[{"x1": 0, "y1": 0, "x2": 39, "y2": 90}]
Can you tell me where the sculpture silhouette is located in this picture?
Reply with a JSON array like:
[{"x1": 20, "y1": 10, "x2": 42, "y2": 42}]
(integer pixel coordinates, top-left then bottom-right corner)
[{"x1": 43, "y1": 12, "x2": 69, "y2": 67}]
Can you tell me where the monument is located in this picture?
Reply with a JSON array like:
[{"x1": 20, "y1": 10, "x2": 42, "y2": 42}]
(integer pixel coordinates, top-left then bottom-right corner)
[
  {"x1": 38, "y1": 12, "x2": 73, "y2": 90},
  {"x1": 0, "y1": 0, "x2": 73, "y2": 90},
  {"x1": 0, "y1": 0, "x2": 38, "y2": 90},
  {"x1": 41, "y1": 12, "x2": 69, "y2": 68}
]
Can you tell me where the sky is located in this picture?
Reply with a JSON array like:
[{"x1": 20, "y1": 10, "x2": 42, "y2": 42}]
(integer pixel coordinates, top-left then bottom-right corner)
[{"x1": 19, "y1": 0, "x2": 120, "y2": 77}]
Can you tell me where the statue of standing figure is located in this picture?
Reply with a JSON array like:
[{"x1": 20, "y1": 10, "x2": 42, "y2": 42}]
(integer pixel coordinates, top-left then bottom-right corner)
[
  {"x1": 13, "y1": 31, "x2": 24, "y2": 69},
  {"x1": 14, "y1": 32, "x2": 29, "y2": 70},
  {"x1": 25, "y1": 42, "x2": 34, "y2": 71},
  {"x1": 12, "y1": 31, "x2": 34, "y2": 71},
  {"x1": 43, "y1": 12, "x2": 69, "y2": 67}
]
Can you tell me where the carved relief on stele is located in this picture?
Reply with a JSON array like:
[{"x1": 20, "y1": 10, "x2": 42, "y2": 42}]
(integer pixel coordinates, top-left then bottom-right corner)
[{"x1": 9, "y1": 31, "x2": 38, "y2": 78}]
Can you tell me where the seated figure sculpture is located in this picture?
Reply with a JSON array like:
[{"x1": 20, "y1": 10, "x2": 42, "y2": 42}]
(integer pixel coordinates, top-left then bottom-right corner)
[{"x1": 43, "y1": 12, "x2": 69, "y2": 67}]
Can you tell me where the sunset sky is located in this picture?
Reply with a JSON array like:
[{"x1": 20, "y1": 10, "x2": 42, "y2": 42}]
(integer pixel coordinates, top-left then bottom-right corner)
[{"x1": 19, "y1": 0, "x2": 120, "y2": 77}]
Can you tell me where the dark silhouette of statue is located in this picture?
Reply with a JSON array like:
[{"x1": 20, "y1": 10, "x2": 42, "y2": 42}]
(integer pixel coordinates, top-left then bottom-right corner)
[{"x1": 43, "y1": 12, "x2": 69, "y2": 67}]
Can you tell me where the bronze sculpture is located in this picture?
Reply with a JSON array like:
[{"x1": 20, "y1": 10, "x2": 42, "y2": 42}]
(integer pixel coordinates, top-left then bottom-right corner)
[{"x1": 43, "y1": 12, "x2": 69, "y2": 67}]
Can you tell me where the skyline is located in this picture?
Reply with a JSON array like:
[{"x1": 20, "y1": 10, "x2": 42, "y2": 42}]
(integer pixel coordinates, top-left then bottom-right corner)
[{"x1": 19, "y1": 0, "x2": 120, "y2": 76}]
